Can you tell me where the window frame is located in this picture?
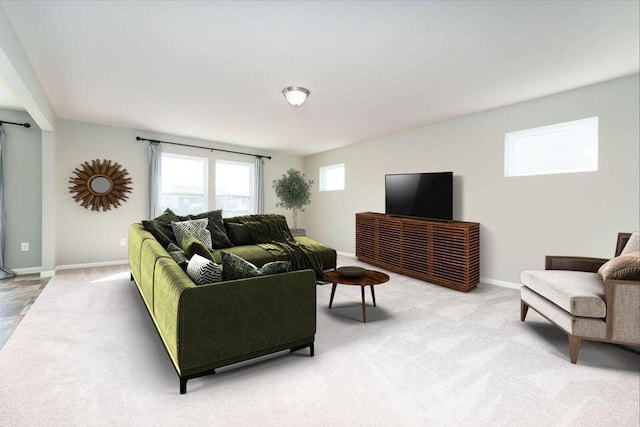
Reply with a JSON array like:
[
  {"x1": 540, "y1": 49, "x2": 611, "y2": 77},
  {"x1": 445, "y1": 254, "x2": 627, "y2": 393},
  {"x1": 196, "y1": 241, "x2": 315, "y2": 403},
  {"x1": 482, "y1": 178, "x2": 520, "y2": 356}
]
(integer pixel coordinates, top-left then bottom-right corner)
[
  {"x1": 214, "y1": 159, "x2": 255, "y2": 217},
  {"x1": 504, "y1": 116, "x2": 599, "y2": 178},
  {"x1": 319, "y1": 163, "x2": 345, "y2": 192},
  {"x1": 160, "y1": 152, "x2": 209, "y2": 216}
]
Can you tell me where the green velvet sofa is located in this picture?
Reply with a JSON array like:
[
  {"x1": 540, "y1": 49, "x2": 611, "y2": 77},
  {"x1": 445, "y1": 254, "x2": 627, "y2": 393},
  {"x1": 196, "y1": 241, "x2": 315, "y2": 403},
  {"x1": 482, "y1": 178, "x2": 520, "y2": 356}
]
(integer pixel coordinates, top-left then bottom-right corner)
[{"x1": 128, "y1": 223, "x2": 318, "y2": 394}]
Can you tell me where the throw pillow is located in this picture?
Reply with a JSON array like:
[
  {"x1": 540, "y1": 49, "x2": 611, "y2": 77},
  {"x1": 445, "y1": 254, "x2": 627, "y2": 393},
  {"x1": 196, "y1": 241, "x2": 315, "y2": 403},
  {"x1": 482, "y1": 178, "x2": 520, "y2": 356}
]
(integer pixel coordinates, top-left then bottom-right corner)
[
  {"x1": 168, "y1": 250, "x2": 189, "y2": 272},
  {"x1": 166, "y1": 242, "x2": 182, "y2": 252},
  {"x1": 188, "y1": 210, "x2": 233, "y2": 249},
  {"x1": 181, "y1": 235, "x2": 213, "y2": 261},
  {"x1": 597, "y1": 251, "x2": 640, "y2": 280},
  {"x1": 220, "y1": 251, "x2": 291, "y2": 280},
  {"x1": 171, "y1": 218, "x2": 213, "y2": 249},
  {"x1": 621, "y1": 232, "x2": 640, "y2": 255},
  {"x1": 142, "y1": 208, "x2": 180, "y2": 247},
  {"x1": 186, "y1": 254, "x2": 222, "y2": 285},
  {"x1": 259, "y1": 260, "x2": 291, "y2": 275},
  {"x1": 226, "y1": 223, "x2": 252, "y2": 246}
]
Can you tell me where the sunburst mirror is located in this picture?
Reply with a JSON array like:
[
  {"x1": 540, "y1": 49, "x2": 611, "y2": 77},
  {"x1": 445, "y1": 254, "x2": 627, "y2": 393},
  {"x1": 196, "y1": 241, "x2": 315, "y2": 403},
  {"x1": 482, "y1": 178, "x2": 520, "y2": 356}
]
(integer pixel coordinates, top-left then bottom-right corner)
[{"x1": 68, "y1": 159, "x2": 133, "y2": 211}]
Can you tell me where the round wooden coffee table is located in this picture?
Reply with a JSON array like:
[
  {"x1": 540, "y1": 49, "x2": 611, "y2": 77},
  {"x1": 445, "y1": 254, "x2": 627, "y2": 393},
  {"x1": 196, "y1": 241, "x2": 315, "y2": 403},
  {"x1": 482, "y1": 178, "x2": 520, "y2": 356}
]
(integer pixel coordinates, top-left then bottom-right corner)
[{"x1": 323, "y1": 269, "x2": 390, "y2": 322}]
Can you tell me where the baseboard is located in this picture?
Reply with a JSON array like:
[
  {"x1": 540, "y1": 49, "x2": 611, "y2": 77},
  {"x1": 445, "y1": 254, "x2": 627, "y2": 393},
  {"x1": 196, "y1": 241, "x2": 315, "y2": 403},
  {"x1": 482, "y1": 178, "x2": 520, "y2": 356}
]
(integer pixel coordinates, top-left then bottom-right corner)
[
  {"x1": 337, "y1": 251, "x2": 356, "y2": 258},
  {"x1": 12, "y1": 266, "x2": 42, "y2": 276},
  {"x1": 481, "y1": 277, "x2": 521, "y2": 290},
  {"x1": 55, "y1": 260, "x2": 129, "y2": 272}
]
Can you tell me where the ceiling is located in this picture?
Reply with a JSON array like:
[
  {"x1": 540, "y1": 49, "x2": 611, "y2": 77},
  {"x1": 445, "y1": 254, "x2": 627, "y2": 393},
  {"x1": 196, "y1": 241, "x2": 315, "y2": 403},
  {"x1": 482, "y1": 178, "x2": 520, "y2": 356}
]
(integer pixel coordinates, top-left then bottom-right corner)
[{"x1": 1, "y1": 1, "x2": 638, "y2": 156}]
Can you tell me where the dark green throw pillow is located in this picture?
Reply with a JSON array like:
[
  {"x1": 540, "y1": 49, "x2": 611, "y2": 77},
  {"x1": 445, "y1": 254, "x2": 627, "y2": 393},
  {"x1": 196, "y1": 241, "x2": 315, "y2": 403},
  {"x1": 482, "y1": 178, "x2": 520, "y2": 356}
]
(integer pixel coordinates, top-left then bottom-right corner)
[
  {"x1": 226, "y1": 223, "x2": 252, "y2": 246},
  {"x1": 220, "y1": 251, "x2": 290, "y2": 280},
  {"x1": 166, "y1": 242, "x2": 182, "y2": 252},
  {"x1": 181, "y1": 235, "x2": 213, "y2": 261},
  {"x1": 142, "y1": 208, "x2": 180, "y2": 247},
  {"x1": 188, "y1": 210, "x2": 233, "y2": 249},
  {"x1": 168, "y1": 250, "x2": 189, "y2": 272}
]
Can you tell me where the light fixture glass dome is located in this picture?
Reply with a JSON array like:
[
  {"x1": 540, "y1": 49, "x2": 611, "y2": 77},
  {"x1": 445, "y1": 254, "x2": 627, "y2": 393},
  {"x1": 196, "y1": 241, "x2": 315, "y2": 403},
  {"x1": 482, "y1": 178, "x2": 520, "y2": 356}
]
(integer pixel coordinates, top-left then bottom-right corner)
[{"x1": 282, "y1": 86, "x2": 310, "y2": 106}]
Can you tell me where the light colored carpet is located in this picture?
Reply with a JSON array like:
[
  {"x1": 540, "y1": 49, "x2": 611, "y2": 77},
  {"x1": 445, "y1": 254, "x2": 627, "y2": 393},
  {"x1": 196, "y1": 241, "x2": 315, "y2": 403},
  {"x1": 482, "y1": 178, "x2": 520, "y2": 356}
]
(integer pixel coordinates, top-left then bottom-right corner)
[{"x1": 0, "y1": 256, "x2": 638, "y2": 426}]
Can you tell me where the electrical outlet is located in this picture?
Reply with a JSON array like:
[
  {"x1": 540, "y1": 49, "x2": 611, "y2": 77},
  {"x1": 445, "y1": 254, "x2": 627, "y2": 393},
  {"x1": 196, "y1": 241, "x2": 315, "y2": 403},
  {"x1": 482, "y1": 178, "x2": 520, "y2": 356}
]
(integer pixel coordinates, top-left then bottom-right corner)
[
  {"x1": 120, "y1": 238, "x2": 127, "y2": 247},
  {"x1": 21, "y1": 242, "x2": 29, "y2": 252}
]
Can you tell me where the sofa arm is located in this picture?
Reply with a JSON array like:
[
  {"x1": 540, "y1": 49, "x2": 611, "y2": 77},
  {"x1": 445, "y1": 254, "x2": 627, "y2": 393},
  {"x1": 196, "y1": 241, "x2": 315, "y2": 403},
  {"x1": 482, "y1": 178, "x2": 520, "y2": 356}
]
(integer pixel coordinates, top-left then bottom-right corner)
[
  {"x1": 176, "y1": 269, "x2": 317, "y2": 375},
  {"x1": 545, "y1": 256, "x2": 609, "y2": 273},
  {"x1": 604, "y1": 278, "x2": 640, "y2": 344}
]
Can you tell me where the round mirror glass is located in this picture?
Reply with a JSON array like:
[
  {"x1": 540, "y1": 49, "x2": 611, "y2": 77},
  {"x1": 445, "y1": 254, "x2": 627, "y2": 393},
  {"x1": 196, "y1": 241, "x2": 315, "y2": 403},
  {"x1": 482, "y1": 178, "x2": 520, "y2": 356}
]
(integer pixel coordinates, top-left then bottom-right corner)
[{"x1": 90, "y1": 176, "x2": 112, "y2": 194}]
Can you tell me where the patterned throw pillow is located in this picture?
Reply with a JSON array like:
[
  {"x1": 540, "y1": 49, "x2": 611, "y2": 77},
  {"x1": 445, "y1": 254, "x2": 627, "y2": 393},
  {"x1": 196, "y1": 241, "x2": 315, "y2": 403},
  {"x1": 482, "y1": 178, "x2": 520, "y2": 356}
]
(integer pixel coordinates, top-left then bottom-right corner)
[
  {"x1": 188, "y1": 210, "x2": 233, "y2": 249},
  {"x1": 259, "y1": 261, "x2": 291, "y2": 275},
  {"x1": 597, "y1": 251, "x2": 640, "y2": 280},
  {"x1": 220, "y1": 251, "x2": 291, "y2": 280},
  {"x1": 171, "y1": 218, "x2": 213, "y2": 249},
  {"x1": 186, "y1": 254, "x2": 222, "y2": 285}
]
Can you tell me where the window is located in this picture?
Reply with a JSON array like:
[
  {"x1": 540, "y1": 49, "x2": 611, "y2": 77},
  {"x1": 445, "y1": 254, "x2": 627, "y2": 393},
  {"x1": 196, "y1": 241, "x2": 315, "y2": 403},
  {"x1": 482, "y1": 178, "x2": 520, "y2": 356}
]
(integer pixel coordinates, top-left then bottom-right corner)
[
  {"x1": 161, "y1": 153, "x2": 208, "y2": 215},
  {"x1": 319, "y1": 163, "x2": 345, "y2": 191},
  {"x1": 504, "y1": 117, "x2": 598, "y2": 177},
  {"x1": 215, "y1": 160, "x2": 254, "y2": 217}
]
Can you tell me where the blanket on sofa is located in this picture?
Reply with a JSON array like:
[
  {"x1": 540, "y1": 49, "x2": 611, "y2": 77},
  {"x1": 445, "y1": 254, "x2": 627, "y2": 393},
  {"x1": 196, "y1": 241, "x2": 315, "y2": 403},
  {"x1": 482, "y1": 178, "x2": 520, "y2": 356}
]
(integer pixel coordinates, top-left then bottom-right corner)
[{"x1": 235, "y1": 214, "x2": 324, "y2": 277}]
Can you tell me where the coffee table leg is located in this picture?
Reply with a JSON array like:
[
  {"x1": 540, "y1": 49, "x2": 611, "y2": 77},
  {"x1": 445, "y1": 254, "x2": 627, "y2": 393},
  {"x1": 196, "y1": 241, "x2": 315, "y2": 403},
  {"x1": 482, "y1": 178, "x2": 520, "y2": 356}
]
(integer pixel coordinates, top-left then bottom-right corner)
[
  {"x1": 361, "y1": 285, "x2": 367, "y2": 322},
  {"x1": 329, "y1": 283, "x2": 337, "y2": 308},
  {"x1": 370, "y1": 285, "x2": 376, "y2": 307}
]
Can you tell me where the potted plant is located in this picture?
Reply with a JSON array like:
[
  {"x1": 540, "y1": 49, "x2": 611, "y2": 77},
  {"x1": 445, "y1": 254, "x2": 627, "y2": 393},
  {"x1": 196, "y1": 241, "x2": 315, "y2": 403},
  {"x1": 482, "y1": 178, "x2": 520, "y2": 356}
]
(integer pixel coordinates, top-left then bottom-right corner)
[{"x1": 272, "y1": 168, "x2": 314, "y2": 231}]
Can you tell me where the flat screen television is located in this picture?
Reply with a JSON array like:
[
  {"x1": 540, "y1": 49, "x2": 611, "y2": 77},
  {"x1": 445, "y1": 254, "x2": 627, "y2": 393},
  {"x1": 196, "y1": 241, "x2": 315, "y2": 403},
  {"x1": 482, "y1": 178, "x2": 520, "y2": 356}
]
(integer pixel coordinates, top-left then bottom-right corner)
[{"x1": 385, "y1": 172, "x2": 453, "y2": 221}]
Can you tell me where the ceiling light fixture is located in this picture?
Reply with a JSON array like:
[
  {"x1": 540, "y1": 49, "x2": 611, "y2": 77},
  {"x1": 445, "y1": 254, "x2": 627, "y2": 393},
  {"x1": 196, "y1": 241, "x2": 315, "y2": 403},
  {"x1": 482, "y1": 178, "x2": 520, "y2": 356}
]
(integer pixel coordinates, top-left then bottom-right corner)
[{"x1": 282, "y1": 86, "x2": 310, "y2": 107}]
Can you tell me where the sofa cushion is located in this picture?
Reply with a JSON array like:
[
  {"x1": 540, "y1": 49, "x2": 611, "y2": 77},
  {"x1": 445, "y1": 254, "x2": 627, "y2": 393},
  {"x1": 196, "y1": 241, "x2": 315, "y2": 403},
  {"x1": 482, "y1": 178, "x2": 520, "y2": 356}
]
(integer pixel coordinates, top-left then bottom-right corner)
[
  {"x1": 188, "y1": 209, "x2": 233, "y2": 249},
  {"x1": 520, "y1": 270, "x2": 605, "y2": 318},
  {"x1": 142, "y1": 208, "x2": 180, "y2": 248},
  {"x1": 181, "y1": 235, "x2": 213, "y2": 261},
  {"x1": 220, "y1": 251, "x2": 291, "y2": 280},
  {"x1": 172, "y1": 218, "x2": 213, "y2": 249},
  {"x1": 186, "y1": 254, "x2": 222, "y2": 285},
  {"x1": 597, "y1": 251, "x2": 640, "y2": 280}
]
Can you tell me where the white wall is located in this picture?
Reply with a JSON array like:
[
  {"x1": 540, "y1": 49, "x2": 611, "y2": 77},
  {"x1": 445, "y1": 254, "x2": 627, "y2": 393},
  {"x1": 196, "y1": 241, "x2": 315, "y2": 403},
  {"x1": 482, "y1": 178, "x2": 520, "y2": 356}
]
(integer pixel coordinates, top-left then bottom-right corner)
[
  {"x1": 54, "y1": 119, "x2": 303, "y2": 266},
  {"x1": 304, "y1": 74, "x2": 640, "y2": 285},
  {"x1": 1, "y1": 108, "x2": 41, "y2": 270}
]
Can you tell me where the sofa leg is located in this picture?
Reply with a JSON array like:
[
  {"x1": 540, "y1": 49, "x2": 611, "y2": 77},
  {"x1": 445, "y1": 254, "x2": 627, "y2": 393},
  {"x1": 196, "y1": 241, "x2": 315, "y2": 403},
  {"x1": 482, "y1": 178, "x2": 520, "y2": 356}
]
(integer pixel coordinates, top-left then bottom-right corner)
[
  {"x1": 520, "y1": 300, "x2": 529, "y2": 321},
  {"x1": 568, "y1": 335, "x2": 582, "y2": 364},
  {"x1": 180, "y1": 377, "x2": 187, "y2": 394},
  {"x1": 290, "y1": 342, "x2": 314, "y2": 357}
]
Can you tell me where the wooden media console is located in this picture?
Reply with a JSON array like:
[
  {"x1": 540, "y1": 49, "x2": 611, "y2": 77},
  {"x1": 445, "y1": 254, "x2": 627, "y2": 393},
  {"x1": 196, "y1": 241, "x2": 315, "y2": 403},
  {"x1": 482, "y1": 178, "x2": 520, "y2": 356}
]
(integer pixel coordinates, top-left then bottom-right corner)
[{"x1": 355, "y1": 212, "x2": 480, "y2": 292}]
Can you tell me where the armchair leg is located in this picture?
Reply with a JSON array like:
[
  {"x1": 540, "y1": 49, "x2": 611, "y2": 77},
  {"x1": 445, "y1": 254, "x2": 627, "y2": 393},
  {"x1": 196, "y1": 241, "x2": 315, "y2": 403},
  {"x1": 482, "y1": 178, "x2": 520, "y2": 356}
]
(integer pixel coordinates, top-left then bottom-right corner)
[
  {"x1": 568, "y1": 335, "x2": 582, "y2": 364},
  {"x1": 520, "y1": 300, "x2": 529, "y2": 321}
]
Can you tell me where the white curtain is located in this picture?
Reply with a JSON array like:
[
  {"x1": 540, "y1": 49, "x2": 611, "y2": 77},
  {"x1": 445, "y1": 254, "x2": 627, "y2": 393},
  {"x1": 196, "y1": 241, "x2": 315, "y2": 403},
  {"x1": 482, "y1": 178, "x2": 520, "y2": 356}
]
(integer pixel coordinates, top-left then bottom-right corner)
[
  {"x1": 0, "y1": 126, "x2": 16, "y2": 279},
  {"x1": 255, "y1": 157, "x2": 264, "y2": 214},
  {"x1": 148, "y1": 142, "x2": 162, "y2": 219}
]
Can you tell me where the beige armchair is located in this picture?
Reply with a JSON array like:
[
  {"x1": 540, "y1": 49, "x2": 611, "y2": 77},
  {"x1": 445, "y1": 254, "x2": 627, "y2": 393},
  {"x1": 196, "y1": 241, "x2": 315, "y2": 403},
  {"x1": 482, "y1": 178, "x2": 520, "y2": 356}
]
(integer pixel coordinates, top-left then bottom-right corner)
[{"x1": 520, "y1": 232, "x2": 640, "y2": 363}]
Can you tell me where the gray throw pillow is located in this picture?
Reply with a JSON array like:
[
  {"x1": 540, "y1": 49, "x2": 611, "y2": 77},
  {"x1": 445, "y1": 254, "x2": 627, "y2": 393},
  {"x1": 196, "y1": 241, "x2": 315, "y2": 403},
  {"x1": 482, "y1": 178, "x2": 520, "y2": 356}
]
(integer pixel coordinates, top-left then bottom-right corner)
[
  {"x1": 168, "y1": 250, "x2": 189, "y2": 272},
  {"x1": 186, "y1": 254, "x2": 222, "y2": 285},
  {"x1": 221, "y1": 251, "x2": 291, "y2": 280},
  {"x1": 171, "y1": 218, "x2": 213, "y2": 249}
]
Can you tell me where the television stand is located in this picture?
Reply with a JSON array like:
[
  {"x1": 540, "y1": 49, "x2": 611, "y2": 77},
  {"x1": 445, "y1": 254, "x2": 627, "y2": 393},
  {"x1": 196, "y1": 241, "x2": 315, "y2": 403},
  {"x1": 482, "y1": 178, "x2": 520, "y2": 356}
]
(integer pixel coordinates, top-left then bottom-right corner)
[{"x1": 355, "y1": 212, "x2": 480, "y2": 292}]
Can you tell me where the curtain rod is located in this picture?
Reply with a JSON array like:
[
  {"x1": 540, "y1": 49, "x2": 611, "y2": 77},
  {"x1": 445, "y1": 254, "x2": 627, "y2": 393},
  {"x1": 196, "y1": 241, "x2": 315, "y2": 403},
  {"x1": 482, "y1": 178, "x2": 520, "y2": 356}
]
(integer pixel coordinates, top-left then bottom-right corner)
[
  {"x1": 0, "y1": 120, "x2": 31, "y2": 128},
  {"x1": 135, "y1": 136, "x2": 271, "y2": 160}
]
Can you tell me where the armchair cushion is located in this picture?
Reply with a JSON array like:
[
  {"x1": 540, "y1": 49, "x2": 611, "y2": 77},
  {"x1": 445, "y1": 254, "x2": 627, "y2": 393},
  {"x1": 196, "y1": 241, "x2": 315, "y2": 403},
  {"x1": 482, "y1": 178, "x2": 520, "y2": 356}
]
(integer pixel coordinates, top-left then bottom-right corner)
[
  {"x1": 597, "y1": 251, "x2": 640, "y2": 280},
  {"x1": 520, "y1": 270, "x2": 605, "y2": 318}
]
